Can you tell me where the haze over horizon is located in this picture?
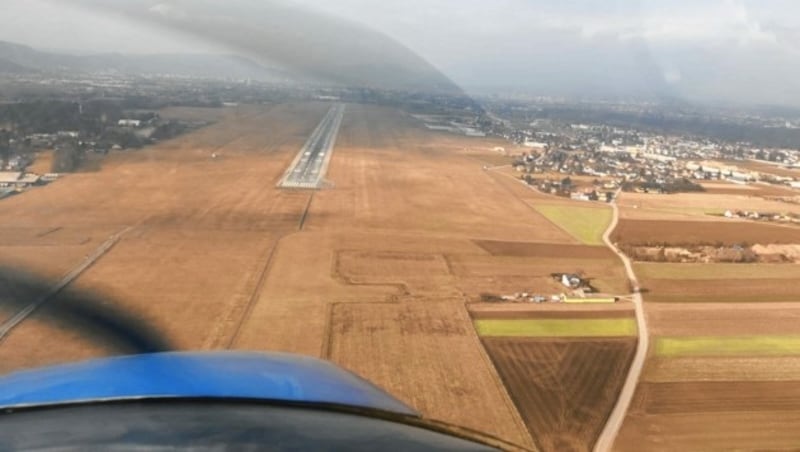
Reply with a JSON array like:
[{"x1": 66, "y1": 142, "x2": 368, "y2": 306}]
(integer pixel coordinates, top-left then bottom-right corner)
[{"x1": 1, "y1": 0, "x2": 799, "y2": 107}]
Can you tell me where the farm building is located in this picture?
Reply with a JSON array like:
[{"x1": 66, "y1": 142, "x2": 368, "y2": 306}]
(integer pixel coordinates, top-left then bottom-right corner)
[
  {"x1": 0, "y1": 172, "x2": 41, "y2": 188},
  {"x1": 118, "y1": 119, "x2": 142, "y2": 128},
  {"x1": 559, "y1": 273, "x2": 583, "y2": 289}
]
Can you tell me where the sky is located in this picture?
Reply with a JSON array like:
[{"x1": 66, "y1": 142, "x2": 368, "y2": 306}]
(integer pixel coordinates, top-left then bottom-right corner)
[{"x1": 1, "y1": 0, "x2": 799, "y2": 106}]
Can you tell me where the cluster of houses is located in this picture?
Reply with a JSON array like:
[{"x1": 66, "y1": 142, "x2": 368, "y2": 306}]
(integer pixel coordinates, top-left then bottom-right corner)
[
  {"x1": 505, "y1": 117, "x2": 800, "y2": 194},
  {"x1": 2, "y1": 154, "x2": 32, "y2": 171},
  {"x1": 685, "y1": 162, "x2": 757, "y2": 184},
  {"x1": 488, "y1": 272, "x2": 616, "y2": 304}
]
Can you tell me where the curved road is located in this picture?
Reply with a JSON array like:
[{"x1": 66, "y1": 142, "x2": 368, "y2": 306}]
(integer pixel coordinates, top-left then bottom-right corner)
[{"x1": 593, "y1": 192, "x2": 649, "y2": 452}]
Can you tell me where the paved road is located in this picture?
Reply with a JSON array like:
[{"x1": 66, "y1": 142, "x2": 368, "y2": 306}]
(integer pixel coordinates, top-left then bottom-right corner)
[
  {"x1": 279, "y1": 104, "x2": 345, "y2": 189},
  {"x1": 593, "y1": 191, "x2": 649, "y2": 452}
]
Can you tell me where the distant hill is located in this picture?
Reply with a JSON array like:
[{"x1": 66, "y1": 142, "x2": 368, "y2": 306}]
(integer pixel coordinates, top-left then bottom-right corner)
[
  {"x1": 0, "y1": 40, "x2": 292, "y2": 81},
  {"x1": 0, "y1": 57, "x2": 29, "y2": 74}
]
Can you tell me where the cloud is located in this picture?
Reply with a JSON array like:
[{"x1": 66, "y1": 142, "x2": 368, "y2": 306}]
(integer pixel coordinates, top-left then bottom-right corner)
[
  {"x1": 663, "y1": 68, "x2": 682, "y2": 84},
  {"x1": 1, "y1": 0, "x2": 799, "y2": 105},
  {"x1": 148, "y1": 2, "x2": 185, "y2": 20}
]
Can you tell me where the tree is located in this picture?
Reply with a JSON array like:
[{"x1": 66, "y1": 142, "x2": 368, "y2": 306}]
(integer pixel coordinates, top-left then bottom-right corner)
[
  {"x1": 0, "y1": 130, "x2": 10, "y2": 166},
  {"x1": 52, "y1": 142, "x2": 82, "y2": 173}
]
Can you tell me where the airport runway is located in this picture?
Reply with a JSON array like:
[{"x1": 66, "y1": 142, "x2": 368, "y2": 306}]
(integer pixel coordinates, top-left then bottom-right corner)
[{"x1": 279, "y1": 103, "x2": 345, "y2": 189}]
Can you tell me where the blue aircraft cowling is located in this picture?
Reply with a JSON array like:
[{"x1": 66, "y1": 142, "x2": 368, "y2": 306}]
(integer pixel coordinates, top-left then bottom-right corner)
[{"x1": 0, "y1": 351, "x2": 418, "y2": 416}]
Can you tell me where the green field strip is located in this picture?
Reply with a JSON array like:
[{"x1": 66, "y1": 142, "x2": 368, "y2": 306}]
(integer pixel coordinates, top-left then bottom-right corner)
[
  {"x1": 655, "y1": 335, "x2": 800, "y2": 357},
  {"x1": 531, "y1": 204, "x2": 612, "y2": 246},
  {"x1": 474, "y1": 318, "x2": 637, "y2": 337}
]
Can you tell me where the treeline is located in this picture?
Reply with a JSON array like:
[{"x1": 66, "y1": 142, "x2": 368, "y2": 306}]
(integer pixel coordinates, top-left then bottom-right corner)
[
  {"x1": 619, "y1": 244, "x2": 759, "y2": 263},
  {"x1": 52, "y1": 143, "x2": 82, "y2": 173},
  {"x1": 622, "y1": 178, "x2": 705, "y2": 194}
]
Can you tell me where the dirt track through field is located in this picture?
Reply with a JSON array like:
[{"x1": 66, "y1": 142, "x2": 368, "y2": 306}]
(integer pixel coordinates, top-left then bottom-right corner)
[{"x1": 593, "y1": 192, "x2": 649, "y2": 452}]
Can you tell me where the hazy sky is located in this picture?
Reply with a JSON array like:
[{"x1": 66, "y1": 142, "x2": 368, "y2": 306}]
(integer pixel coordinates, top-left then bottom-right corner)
[{"x1": 1, "y1": 0, "x2": 799, "y2": 105}]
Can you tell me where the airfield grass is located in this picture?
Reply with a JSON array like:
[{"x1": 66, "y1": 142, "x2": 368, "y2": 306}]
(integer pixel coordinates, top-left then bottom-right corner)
[
  {"x1": 533, "y1": 204, "x2": 612, "y2": 246},
  {"x1": 475, "y1": 318, "x2": 637, "y2": 337},
  {"x1": 655, "y1": 335, "x2": 800, "y2": 357}
]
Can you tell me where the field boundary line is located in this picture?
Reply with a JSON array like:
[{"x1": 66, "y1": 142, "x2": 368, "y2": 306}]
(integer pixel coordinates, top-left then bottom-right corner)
[
  {"x1": 320, "y1": 301, "x2": 337, "y2": 359},
  {"x1": 329, "y1": 249, "x2": 411, "y2": 296},
  {"x1": 298, "y1": 193, "x2": 314, "y2": 230},
  {"x1": 0, "y1": 226, "x2": 134, "y2": 344},
  {"x1": 224, "y1": 234, "x2": 286, "y2": 349},
  {"x1": 593, "y1": 191, "x2": 649, "y2": 452}
]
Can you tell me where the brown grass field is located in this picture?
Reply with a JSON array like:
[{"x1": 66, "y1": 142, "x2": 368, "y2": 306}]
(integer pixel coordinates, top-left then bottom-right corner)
[
  {"x1": 645, "y1": 302, "x2": 800, "y2": 335},
  {"x1": 617, "y1": 190, "x2": 800, "y2": 221},
  {"x1": 2, "y1": 102, "x2": 647, "y2": 448},
  {"x1": 448, "y1": 254, "x2": 630, "y2": 297},
  {"x1": 9, "y1": 100, "x2": 800, "y2": 450},
  {"x1": 632, "y1": 262, "x2": 800, "y2": 303},
  {"x1": 641, "y1": 278, "x2": 800, "y2": 302},
  {"x1": 484, "y1": 337, "x2": 636, "y2": 452},
  {"x1": 327, "y1": 301, "x2": 531, "y2": 446},
  {"x1": 616, "y1": 381, "x2": 800, "y2": 451},
  {"x1": 638, "y1": 381, "x2": 800, "y2": 414},
  {"x1": 475, "y1": 240, "x2": 615, "y2": 258},
  {"x1": 643, "y1": 356, "x2": 800, "y2": 382},
  {"x1": 616, "y1": 410, "x2": 800, "y2": 451},
  {"x1": 27, "y1": 150, "x2": 54, "y2": 174}
]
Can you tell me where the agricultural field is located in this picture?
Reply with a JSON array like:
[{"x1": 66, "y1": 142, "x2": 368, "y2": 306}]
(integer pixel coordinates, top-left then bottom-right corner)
[
  {"x1": 634, "y1": 262, "x2": 800, "y2": 280},
  {"x1": 613, "y1": 190, "x2": 800, "y2": 449},
  {"x1": 447, "y1": 254, "x2": 630, "y2": 299},
  {"x1": 618, "y1": 325, "x2": 800, "y2": 450},
  {"x1": 0, "y1": 103, "x2": 325, "y2": 372},
  {"x1": 633, "y1": 262, "x2": 800, "y2": 303},
  {"x1": 4, "y1": 102, "x2": 643, "y2": 448},
  {"x1": 531, "y1": 203, "x2": 612, "y2": 246},
  {"x1": 612, "y1": 218, "x2": 800, "y2": 245},
  {"x1": 474, "y1": 239, "x2": 615, "y2": 258},
  {"x1": 654, "y1": 335, "x2": 800, "y2": 357},
  {"x1": 475, "y1": 318, "x2": 637, "y2": 337},
  {"x1": 470, "y1": 305, "x2": 637, "y2": 452},
  {"x1": 158, "y1": 105, "x2": 231, "y2": 122},
  {"x1": 327, "y1": 302, "x2": 531, "y2": 447},
  {"x1": 618, "y1": 371, "x2": 800, "y2": 451},
  {"x1": 617, "y1": 190, "x2": 800, "y2": 221}
]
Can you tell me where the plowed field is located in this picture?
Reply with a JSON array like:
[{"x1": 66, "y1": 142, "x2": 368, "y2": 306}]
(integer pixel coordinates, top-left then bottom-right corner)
[
  {"x1": 484, "y1": 337, "x2": 636, "y2": 452},
  {"x1": 612, "y1": 219, "x2": 800, "y2": 245}
]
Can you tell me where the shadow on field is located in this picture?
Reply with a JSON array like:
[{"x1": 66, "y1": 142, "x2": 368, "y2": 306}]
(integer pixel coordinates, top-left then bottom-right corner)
[{"x1": 0, "y1": 266, "x2": 172, "y2": 354}]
